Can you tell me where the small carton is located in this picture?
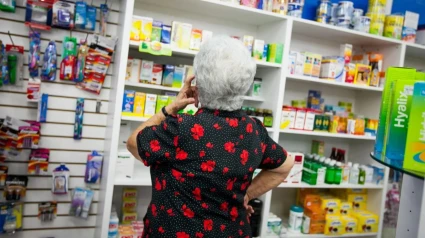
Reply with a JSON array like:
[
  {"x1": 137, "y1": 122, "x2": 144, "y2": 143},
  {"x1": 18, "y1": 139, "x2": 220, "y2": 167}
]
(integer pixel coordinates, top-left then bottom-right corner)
[
  {"x1": 288, "y1": 51, "x2": 296, "y2": 75},
  {"x1": 189, "y1": 29, "x2": 202, "y2": 51},
  {"x1": 385, "y1": 80, "x2": 416, "y2": 165},
  {"x1": 126, "y1": 58, "x2": 141, "y2": 83},
  {"x1": 133, "y1": 92, "x2": 146, "y2": 117},
  {"x1": 139, "y1": 60, "x2": 153, "y2": 83},
  {"x1": 122, "y1": 90, "x2": 135, "y2": 115},
  {"x1": 122, "y1": 212, "x2": 137, "y2": 225},
  {"x1": 339, "y1": 202, "x2": 352, "y2": 216},
  {"x1": 151, "y1": 63, "x2": 163, "y2": 85},
  {"x1": 321, "y1": 56, "x2": 345, "y2": 82},
  {"x1": 294, "y1": 108, "x2": 307, "y2": 130},
  {"x1": 345, "y1": 63, "x2": 356, "y2": 83},
  {"x1": 179, "y1": 23, "x2": 192, "y2": 49},
  {"x1": 324, "y1": 215, "x2": 344, "y2": 235},
  {"x1": 155, "y1": 95, "x2": 169, "y2": 114},
  {"x1": 303, "y1": 52, "x2": 314, "y2": 76},
  {"x1": 353, "y1": 211, "x2": 379, "y2": 233},
  {"x1": 123, "y1": 188, "x2": 137, "y2": 199},
  {"x1": 313, "y1": 114, "x2": 323, "y2": 131},
  {"x1": 304, "y1": 110, "x2": 316, "y2": 131},
  {"x1": 283, "y1": 153, "x2": 304, "y2": 184},
  {"x1": 172, "y1": 66, "x2": 185, "y2": 88},
  {"x1": 243, "y1": 35, "x2": 254, "y2": 54},
  {"x1": 161, "y1": 24, "x2": 172, "y2": 44},
  {"x1": 354, "y1": 64, "x2": 371, "y2": 86},
  {"x1": 311, "y1": 140, "x2": 325, "y2": 156},
  {"x1": 403, "y1": 82, "x2": 425, "y2": 173},
  {"x1": 139, "y1": 17, "x2": 153, "y2": 42},
  {"x1": 201, "y1": 30, "x2": 213, "y2": 44},
  {"x1": 281, "y1": 106, "x2": 296, "y2": 129},
  {"x1": 342, "y1": 216, "x2": 358, "y2": 234},
  {"x1": 253, "y1": 39, "x2": 265, "y2": 60},
  {"x1": 151, "y1": 20, "x2": 162, "y2": 42},
  {"x1": 116, "y1": 152, "x2": 135, "y2": 179},
  {"x1": 144, "y1": 94, "x2": 157, "y2": 117},
  {"x1": 294, "y1": 51, "x2": 305, "y2": 75},
  {"x1": 122, "y1": 198, "x2": 137, "y2": 213},
  {"x1": 320, "y1": 197, "x2": 341, "y2": 215},
  {"x1": 340, "y1": 44, "x2": 353, "y2": 64},
  {"x1": 307, "y1": 90, "x2": 321, "y2": 110},
  {"x1": 312, "y1": 54, "x2": 322, "y2": 78},
  {"x1": 162, "y1": 65, "x2": 175, "y2": 87},
  {"x1": 130, "y1": 17, "x2": 142, "y2": 41},
  {"x1": 267, "y1": 43, "x2": 284, "y2": 63},
  {"x1": 402, "y1": 11, "x2": 419, "y2": 43}
]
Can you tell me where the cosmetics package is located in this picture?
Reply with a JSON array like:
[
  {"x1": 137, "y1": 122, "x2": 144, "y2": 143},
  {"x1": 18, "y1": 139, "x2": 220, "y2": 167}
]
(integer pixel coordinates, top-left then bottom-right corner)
[
  {"x1": 52, "y1": 164, "x2": 70, "y2": 194},
  {"x1": 69, "y1": 187, "x2": 94, "y2": 219}
]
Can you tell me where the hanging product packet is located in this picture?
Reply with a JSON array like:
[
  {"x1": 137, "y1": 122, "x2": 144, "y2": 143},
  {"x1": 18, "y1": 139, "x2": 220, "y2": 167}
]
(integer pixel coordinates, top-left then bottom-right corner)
[
  {"x1": 0, "y1": 41, "x2": 6, "y2": 87},
  {"x1": 38, "y1": 201, "x2": 57, "y2": 222},
  {"x1": 84, "y1": 151, "x2": 103, "y2": 184},
  {"x1": 85, "y1": 5, "x2": 96, "y2": 31},
  {"x1": 41, "y1": 41, "x2": 57, "y2": 81},
  {"x1": 0, "y1": 0, "x2": 16, "y2": 13},
  {"x1": 74, "y1": 40, "x2": 89, "y2": 83},
  {"x1": 0, "y1": 202, "x2": 23, "y2": 234},
  {"x1": 99, "y1": 3, "x2": 109, "y2": 36},
  {"x1": 3, "y1": 175, "x2": 28, "y2": 201},
  {"x1": 0, "y1": 166, "x2": 8, "y2": 188},
  {"x1": 60, "y1": 36, "x2": 77, "y2": 81},
  {"x1": 4, "y1": 44, "x2": 24, "y2": 87},
  {"x1": 52, "y1": 1, "x2": 75, "y2": 29},
  {"x1": 74, "y1": 1, "x2": 87, "y2": 29},
  {"x1": 52, "y1": 164, "x2": 70, "y2": 194},
  {"x1": 25, "y1": 0, "x2": 54, "y2": 30},
  {"x1": 28, "y1": 148, "x2": 50, "y2": 175},
  {"x1": 69, "y1": 187, "x2": 94, "y2": 219},
  {"x1": 28, "y1": 31, "x2": 41, "y2": 78}
]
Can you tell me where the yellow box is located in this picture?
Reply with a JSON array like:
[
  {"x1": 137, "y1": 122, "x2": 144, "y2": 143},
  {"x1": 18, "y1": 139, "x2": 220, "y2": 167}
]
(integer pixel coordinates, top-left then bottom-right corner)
[
  {"x1": 312, "y1": 54, "x2": 322, "y2": 78},
  {"x1": 123, "y1": 188, "x2": 137, "y2": 199},
  {"x1": 348, "y1": 194, "x2": 367, "y2": 210},
  {"x1": 122, "y1": 212, "x2": 137, "y2": 225},
  {"x1": 122, "y1": 198, "x2": 137, "y2": 213},
  {"x1": 303, "y1": 52, "x2": 315, "y2": 76},
  {"x1": 342, "y1": 216, "x2": 358, "y2": 234},
  {"x1": 346, "y1": 189, "x2": 368, "y2": 194},
  {"x1": 353, "y1": 211, "x2": 379, "y2": 233},
  {"x1": 354, "y1": 64, "x2": 371, "y2": 86},
  {"x1": 340, "y1": 202, "x2": 352, "y2": 216},
  {"x1": 324, "y1": 215, "x2": 344, "y2": 235},
  {"x1": 320, "y1": 197, "x2": 341, "y2": 215},
  {"x1": 130, "y1": 17, "x2": 142, "y2": 41},
  {"x1": 133, "y1": 92, "x2": 146, "y2": 117},
  {"x1": 140, "y1": 17, "x2": 153, "y2": 42}
]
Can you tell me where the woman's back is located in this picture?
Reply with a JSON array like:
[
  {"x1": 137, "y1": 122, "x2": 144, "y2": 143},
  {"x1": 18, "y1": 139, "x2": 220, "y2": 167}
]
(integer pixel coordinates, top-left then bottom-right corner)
[{"x1": 137, "y1": 108, "x2": 287, "y2": 238}]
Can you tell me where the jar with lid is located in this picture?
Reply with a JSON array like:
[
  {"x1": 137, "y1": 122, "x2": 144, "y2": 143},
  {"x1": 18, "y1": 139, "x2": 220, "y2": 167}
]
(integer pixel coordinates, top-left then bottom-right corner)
[
  {"x1": 246, "y1": 107, "x2": 255, "y2": 116},
  {"x1": 264, "y1": 109, "x2": 273, "y2": 127}
]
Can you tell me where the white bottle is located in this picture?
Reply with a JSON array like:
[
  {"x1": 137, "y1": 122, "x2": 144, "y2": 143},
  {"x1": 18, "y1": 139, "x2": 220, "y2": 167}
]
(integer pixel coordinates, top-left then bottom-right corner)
[
  {"x1": 317, "y1": 157, "x2": 327, "y2": 185},
  {"x1": 341, "y1": 162, "x2": 352, "y2": 184},
  {"x1": 319, "y1": 157, "x2": 326, "y2": 164},
  {"x1": 349, "y1": 163, "x2": 360, "y2": 184},
  {"x1": 365, "y1": 165, "x2": 374, "y2": 184}
]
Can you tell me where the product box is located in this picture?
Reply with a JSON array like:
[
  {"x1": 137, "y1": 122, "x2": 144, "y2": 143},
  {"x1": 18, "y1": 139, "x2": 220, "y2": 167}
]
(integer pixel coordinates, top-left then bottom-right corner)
[
  {"x1": 340, "y1": 44, "x2": 353, "y2": 64},
  {"x1": 155, "y1": 95, "x2": 169, "y2": 114},
  {"x1": 311, "y1": 54, "x2": 322, "y2": 78},
  {"x1": 294, "y1": 108, "x2": 307, "y2": 130},
  {"x1": 122, "y1": 212, "x2": 137, "y2": 225},
  {"x1": 304, "y1": 110, "x2": 316, "y2": 131},
  {"x1": 122, "y1": 198, "x2": 137, "y2": 213},
  {"x1": 385, "y1": 80, "x2": 416, "y2": 166},
  {"x1": 307, "y1": 90, "x2": 321, "y2": 110},
  {"x1": 151, "y1": 20, "x2": 162, "y2": 42},
  {"x1": 116, "y1": 152, "x2": 135, "y2": 179},
  {"x1": 354, "y1": 64, "x2": 371, "y2": 86},
  {"x1": 151, "y1": 63, "x2": 163, "y2": 85},
  {"x1": 294, "y1": 51, "x2": 305, "y2": 75},
  {"x1": 122, "y1": 90, "x2": 135, "y2": 115},
  {"x1": 352, "y1": 211, "x2": 379, "y2": 233},
  {"x1": 253, "y1": 39, "x2": 265, "y2": 60},
  {"x1": 324, "y1": 215, "x2": 344, "y2": 235},
  {"x1": 313, "y1": 114, "x2": 323, "y2": 131},
  {"x1": 403, "y1": 82, "x2": 425, "y2": 173},
  {"x1": 243, "y1": 35, "x2": 254, "y2": 54},
  {"x1": 281, "y1": 106, "x2": 296, "y2": 129},
  {"x1": 201, "y1": 30, "x2": 213, "y2": 44},
  {"x1": 402, "y1": 11, "x2": 419, "y2": 43},
  {"x1": 288, "y1": 51, "x2": 296, "y2": 75},
  {"x1": 301, "y1": 214, "x2": 326, "y2": 234},
  {"x1": 345, "y1": 63, "x2": 356, "y2": 83},
  {"x1": 311, "y1": 140, "x2": 324, "y2": 155},
  {"x1": 303, "y1": 52, "x2": 314, "y2": 76},
  {"x1": 417, "y1": 72, "x2": 425, "y2": 80},
  {"x1": 123, "y1": 188, "x2": 137, "y2": 199},
  {"x1": 370, "y1": 165, "x2": 385, "y2": 184},
  {"x1": 139, "y1": 60, "x2": 154, "y2": 83},
  {"x1": 127, "y1": 58, "x2": 141, "y2": 83},
  {"x1": 374, "y1": 67, "x2": 416, "y2": 159},
  {"x1": 320, "y1": 197, "x2": 341, "y2": 215},
  {"x1": 321, "y1": 56, "x2": 345, "y2": 82},
  {"x1": 140, "y1": 17, "x2": 153, "y2": 42},
  {"x1": 161, "y1": 25, "x2": 172, "y2": 44},
  {"x1": 339, "y1": 202, "x2": 352, "y2": 216},
  {"x1": 130, "y1": 17, "x2": 142, "y2": 41},
  {"x1": 144, "y1": 94, "x2": 157, "y2": 117},
  {"x1": 162, "y1": 65, "x2": 175, "y2": 87},
  {"x1": 171, "y1": 21, "x2": 192, "y2": 49},
  {"x1": 133, "y1": 92, "x2": 146, "y2": 117},
  {"x1": 267, "y1": 43, "x2": 284, "y2": 64},
  {"x1": 189, "y1": 29, "x2": 202, "y2": 51},
  {"x1": 283, "y1": 153, "x2": 304, "y2": 184},
  {"x1": 348, "y1": 194, "x2": 367, "y2": 210},
  {"x1": 172, "y1": 66, "x2": 185, "y2": 88},
  {"x1": 369, "y1": 53, "x2": 383, "y2": 87},
  {"x1": 342, "y1": 216, "x2": 358, "y2": 234}
]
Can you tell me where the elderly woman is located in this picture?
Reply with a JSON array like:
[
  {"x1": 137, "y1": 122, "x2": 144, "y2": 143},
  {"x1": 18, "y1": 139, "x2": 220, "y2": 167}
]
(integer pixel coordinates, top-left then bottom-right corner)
[{"x1": 127, "y1": 35, "x2": 293, "y2": 238}]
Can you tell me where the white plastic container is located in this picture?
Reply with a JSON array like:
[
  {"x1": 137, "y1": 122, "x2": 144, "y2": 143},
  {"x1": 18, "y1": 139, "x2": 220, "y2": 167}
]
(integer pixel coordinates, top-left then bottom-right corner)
[
  {"x1": 349, "y1": 163, "x2": 360, "y2": 184},
  {"x1": 288, "y1": 205, "x2": 304, "y2": 233},
  {"x1": 267, "y1": 215, "x2": 282, "y2": 237}
]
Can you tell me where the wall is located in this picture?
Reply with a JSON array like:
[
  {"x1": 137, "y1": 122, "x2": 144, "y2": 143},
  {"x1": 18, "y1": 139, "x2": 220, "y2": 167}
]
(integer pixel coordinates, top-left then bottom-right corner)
[{"x1": 0, "y1": 0, "x2": 120, "y2": 237}]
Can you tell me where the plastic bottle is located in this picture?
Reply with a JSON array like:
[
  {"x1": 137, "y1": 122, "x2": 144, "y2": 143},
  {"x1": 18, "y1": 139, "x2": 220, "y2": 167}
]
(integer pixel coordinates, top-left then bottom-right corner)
[
  {"x1": 334, "y1": 162, "x2": 343, "y2": 185},
  {"x1": 325, "y1": 159, "x2": 335, "y2": 184},
  {"x1": 341, "y1": 162, "x2": 352, "y2": 184},
  {"x1": 349, "y1": 163, "x2": 360, "y2": 184},
  {"x1": 358, "y1": 165, "x2": 366, "y2": 185},
  {"x1": 330, "y1": 147, "x2": 337, "y2": 160},
  {"x1": 317, "y1": 157, "x2": 327, "y2": 185}
]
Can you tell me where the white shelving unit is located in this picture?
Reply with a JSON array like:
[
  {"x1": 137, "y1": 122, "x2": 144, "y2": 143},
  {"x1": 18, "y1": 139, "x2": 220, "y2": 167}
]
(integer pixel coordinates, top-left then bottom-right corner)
[{"x1": 97, "y1": 0, "x2": 425, "y2": 237}]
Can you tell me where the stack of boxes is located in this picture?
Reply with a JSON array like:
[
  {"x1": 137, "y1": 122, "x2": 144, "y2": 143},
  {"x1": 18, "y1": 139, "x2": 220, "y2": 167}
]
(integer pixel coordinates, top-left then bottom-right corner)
[
  {"x1": 117, "y1": 221, "x2": 144, "y2": 238},
  {"x1": 122, "y1": 188, "x2": 138, "y2": 225},
  {"x1": 122, "y1": 90, "x2": 179, "y2": 118},
  {"x1": 298, "y1": 188, "x2": 379, "y2": 235}
]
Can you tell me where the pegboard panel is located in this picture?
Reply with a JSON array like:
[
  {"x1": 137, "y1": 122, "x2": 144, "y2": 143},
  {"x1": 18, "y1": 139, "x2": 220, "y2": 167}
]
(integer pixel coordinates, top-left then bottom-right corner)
[{"x1": 0, "y1": 0, "x2": 121, "y2": 236}]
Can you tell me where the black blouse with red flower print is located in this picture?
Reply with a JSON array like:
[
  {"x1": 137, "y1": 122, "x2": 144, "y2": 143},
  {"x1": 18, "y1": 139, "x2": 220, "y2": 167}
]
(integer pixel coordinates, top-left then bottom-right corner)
[{"x1": 137, "y1": 108, "x2": 287, "y2": 238}]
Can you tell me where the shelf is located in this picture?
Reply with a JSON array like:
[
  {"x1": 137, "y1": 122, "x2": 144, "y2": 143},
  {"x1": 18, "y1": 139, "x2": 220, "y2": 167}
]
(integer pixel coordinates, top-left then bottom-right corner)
[
  {"x1": 278, "y1": 182, "x2": 383, "y2": 189},
  {"x1": 291, "y1": 18, "x2": 401, "y2": 46},
  {"x1": 121, "y1": 116, "x2": 149, "y2": 122},
  {"x1": 370, "y1": 153, "x2": 424, "y2": 180},
  {"x1": 115, "y1": 161, "x2": 152, "y2": 186},
  {"x1": 286, "y1": 74, "x2": 383, "y2": 92},
  {"x1": 129, "y1": 41, "x2": 282, "y2": 68},
  {"x1": 283, "y1": 232, "x2": 378, "y2": 238},
  {"x1": 243, "y1": 96, "x2": 265, "y2": 102},
  {"x1": 125, "y1": 81, "x2": 181, "y2": 92},
  {"x1": 405, "y1": 42, "x2": 425, "y2": 59},
  {"x1": 280, "y1": 129, "x2": 376, "y2": 141},
  {"x1": 136, "y1": 0, "x2": 287, "y2": 26}
]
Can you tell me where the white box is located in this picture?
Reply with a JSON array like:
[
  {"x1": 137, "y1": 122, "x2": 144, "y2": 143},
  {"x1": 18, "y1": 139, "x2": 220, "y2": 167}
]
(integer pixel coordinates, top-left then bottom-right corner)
[
  {"x1": 144, "y1": 94, "x2": 157, "y2": 117},
  {"x1": 303, "y1": 110, "x2": 316, "y2": 131},
  {"x1": 283, "y1": 152, "x2": 304, "y2": 184},
  {"x1": 151, "y1": 63, "x2": 163, "y2": 85},
  {"x1": 288, "y1": 51, "x2": 296, "y2": 75},
  {"x1": 201, "y1": 30, "x2": 213, "y2": 44},
  {"x1": 139, "y1": 60, "x2": 153, "y2": 83},
  {"x1": 127, "y1": 58, "x2": 141, "y2": 83},
  {"x1": 294, "y1": 109, "x2": 306, "y2": 130},
  {"x1": 294, "y1": 51, "x2": 305, "y2": 75},
  {"x1": 116, "y1": 152, "x2": 135, "y2": 179}
]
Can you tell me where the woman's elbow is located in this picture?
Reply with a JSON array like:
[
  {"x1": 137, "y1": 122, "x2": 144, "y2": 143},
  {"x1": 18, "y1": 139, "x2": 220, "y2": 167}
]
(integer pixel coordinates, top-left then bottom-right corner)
[{"x1": 126, "y1": 137, "x2": 137, "y2": 154}]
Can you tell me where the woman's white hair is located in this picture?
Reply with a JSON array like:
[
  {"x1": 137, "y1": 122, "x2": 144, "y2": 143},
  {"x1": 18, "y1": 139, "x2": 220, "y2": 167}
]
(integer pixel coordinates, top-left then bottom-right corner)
[{"x1": 193, "y1": 35, "x2": 256, "y2": 111}]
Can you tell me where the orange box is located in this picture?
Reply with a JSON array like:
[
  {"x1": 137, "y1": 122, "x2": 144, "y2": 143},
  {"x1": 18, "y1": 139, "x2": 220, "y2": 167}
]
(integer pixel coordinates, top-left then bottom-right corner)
[
  {"x1": 300, "y1": 194, "x2": 322, "y2": 209},
  {"x1": 304, "y1": 207, "x2": 326, "y2": 222}
]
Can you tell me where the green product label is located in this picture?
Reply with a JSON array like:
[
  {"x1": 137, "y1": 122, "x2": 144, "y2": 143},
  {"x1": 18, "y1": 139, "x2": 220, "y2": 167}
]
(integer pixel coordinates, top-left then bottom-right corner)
[
  {"x1": 264, "y1": 116, "x2": 273, "y2": 127},
  {"x1": 139, "y1": 41, "x2": 172, "y2": 56}
]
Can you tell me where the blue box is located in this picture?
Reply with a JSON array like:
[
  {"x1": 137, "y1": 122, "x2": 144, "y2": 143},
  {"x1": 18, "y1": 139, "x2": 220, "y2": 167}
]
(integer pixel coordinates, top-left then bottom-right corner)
[
  {"x1": 161, "y1": 25, "x2": 171, "y2": 44},
  {"x1": 122, "y1": 90, "x2": 135, "y2": 113}
]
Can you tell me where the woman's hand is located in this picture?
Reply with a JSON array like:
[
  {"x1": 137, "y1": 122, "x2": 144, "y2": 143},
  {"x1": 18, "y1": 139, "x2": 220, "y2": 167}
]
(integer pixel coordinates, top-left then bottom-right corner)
[
  {"x1": 165, "y1": 76, "x2": 198, "y2": 115},
  {"x1": 244, "y1": 194, "x2": 254, "y2": 217}
]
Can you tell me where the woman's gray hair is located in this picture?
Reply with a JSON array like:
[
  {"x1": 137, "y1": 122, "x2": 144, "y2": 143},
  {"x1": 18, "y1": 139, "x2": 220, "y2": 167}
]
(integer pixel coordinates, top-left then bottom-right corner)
[{"x1": 193, "y1": 35, "x2": 257, "y2": 111}]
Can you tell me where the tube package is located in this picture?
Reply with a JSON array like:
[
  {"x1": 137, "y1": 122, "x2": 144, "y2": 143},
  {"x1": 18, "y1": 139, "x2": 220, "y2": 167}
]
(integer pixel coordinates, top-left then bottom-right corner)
[
  {"x1": 4, "y1": 44, "x2": 24, "y2": 87},
  {"x1": 99, "y1": 3, "x2": 109, "y2": 36},
  {"x1": 74, "y1": 98, "x2": 84, "y2": 140}
]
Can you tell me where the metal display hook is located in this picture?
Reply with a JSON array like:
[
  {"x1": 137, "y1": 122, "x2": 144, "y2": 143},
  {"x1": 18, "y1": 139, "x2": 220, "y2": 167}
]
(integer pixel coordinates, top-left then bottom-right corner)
[{"x1": 7, "y1": 31, "x2": 15, "y2": 46}]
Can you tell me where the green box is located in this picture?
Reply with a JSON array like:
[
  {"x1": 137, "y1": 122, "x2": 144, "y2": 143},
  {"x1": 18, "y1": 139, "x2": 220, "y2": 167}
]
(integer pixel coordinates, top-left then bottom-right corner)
[
  {"x1": 384, "y1": 80, "x2": 416, "y2": 166},
  {"x1": 267, "y1": 43, "x2": 284, "y2": 64},
  {"x1": 416, "y1": 72, "x2": 425, "y2": 80},
  {"x1": 155, "y1": 95, "x2": 169, "y2": 113},
  {"x1": 403, "y1": 82, "x2": 425, "y2": 172},
  {"x1": 311, "y1": 140, "x2": 325, "y2": 156},
  {"x1": 374, "y1": 67, "x2": 416, "y2": 159},
  {"x1": 314, "y1": 115, "x2": 323, "y2": 131}
]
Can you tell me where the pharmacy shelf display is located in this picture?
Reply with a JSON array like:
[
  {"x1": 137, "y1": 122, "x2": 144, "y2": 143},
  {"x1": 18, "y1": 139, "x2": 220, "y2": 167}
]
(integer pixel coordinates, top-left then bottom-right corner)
[{"x1": 98, "y1": 0, "x2": 425, "y2": 238}]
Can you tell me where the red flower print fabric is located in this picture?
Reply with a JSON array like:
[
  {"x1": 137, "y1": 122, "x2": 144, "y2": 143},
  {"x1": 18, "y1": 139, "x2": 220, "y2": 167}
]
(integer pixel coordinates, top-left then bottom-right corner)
[{"x1": 136, "y1": 109, "x2": 287, "y2": 237}]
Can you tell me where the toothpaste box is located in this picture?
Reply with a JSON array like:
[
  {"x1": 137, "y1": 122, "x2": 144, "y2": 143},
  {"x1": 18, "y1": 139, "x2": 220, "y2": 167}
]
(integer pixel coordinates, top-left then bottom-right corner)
[
  {"x1": 144, "y1": 94, "x2": 157, "y2": 118},
  {"x1": 374, "y1": 67, "x2": 417, "y2": 159},
  {"x1": 122, "y1": 90, "x2": 135, "y2": 115},
  {"x1": 403, "y1": 82, "x2": 425, "y2": 173},
  {"x1": 133, "y1": 92, "x2": 146, "y2": 117},
  {"x1": 385, "y1": 80, "x2": 416, "y2": 166}
]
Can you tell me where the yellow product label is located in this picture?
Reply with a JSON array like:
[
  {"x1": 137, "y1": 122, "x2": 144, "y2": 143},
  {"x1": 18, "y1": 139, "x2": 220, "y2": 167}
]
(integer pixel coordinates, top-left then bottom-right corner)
[
  {"x1": 130, "y1": 18, "x2": 142, "y2": 41},
  {"x1": 303, "y1": 53, "x2": 314, "y2": 76},
  {"x1": 369, "y1": 22, "x2": 384, "y2": 35},
  {"x1": 321, "y1": 198, "x2": 341, "y2": 214},
  {"x1": 324, "y1": 215, "x2": 344, "y2": 235},
  {"x1": 122, "y1": 212, "x2": 138, "y2": 225},
  {"x1": 140, "y1": 17, "x2": 153, "y2": 42},
  {"x1": 133, "y1": 92, "x2": 146, "y2": 117},
  {"x1": 342, "y1": 216, "x2": 358, "y2": 234},
  {"x1": 348, "y1": 194, "x2": 367, "y2": 203},
  {"x1": 122, "y1": 198, "x2": 137, "y2": 213},
  {"x1": 340, "y1": 202, "x2": 352, "y2": 216},
  {"x1": 123, "y1": 188, "x2": 137, "y2": 199},
  {"x1": 356, "y1": 213, "x2": 379, "y2": 233}
]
